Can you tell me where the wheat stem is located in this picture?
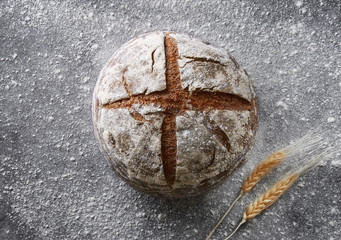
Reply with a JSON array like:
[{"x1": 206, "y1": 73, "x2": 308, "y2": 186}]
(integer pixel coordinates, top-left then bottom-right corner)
[
  {"x1": 223, "y1": 219, "x2": 246, "y2": 240},
  {"x1": 224, "y1": 151, "x2": 335, "y2": 237},
  {"x1": 205, "y1": 193, "x2": 242, "y2": 240},
  {"x1": 221, "y1": 174, "x2": 298, "y2": 239},
  {"x1": 205, "y1": 126, "x2": 332, "y2": 239}
]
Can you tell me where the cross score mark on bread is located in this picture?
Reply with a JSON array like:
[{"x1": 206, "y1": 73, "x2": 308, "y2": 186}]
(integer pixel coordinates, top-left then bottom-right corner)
[{"x1": 101, "y1": 33, "x2": 255, "y2": 188}]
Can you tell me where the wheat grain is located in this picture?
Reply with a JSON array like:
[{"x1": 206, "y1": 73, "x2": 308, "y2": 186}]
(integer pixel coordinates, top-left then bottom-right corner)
[
  {"x1": 241, "y1": 151, "x2": 286, "y2": 193},
  {"x1": 243, "y1": 173, "x2": 298, "y2": 221}
]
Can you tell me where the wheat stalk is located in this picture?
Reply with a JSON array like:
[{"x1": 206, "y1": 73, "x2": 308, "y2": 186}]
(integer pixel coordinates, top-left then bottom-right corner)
[
  {"x1": 223, "y1": 173, "x2": 298, "y2": 240},
  {"x1": 205, "y1": 152, "x2": 285, "y2": 240},
  {"x1": 205, "y1": 127, "x2": 324, "y2": 240},
  {"x1": 223, "y1": 150, "x2": 335, "y2": 240}
]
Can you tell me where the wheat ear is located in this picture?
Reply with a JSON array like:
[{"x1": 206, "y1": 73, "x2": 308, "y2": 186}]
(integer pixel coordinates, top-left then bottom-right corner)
[
  {"x1": 224, "y1": 173, "x2": 298, "y2": 240},
  {"x1": 224, "y1": 150, "x2": 335, "y2": 240},
  {"x1": 241, "y1": 151, "x2": 285, "y2": 193},
  {"x1": 244, "y1": 173, "x2": 298, "y2": 221},
  {"x1": 206, "y1": 152, "x2": 287, "y2": 240},
  {"x1": 206, "y1": 127, "x2": 324, "y2": 240},
  {"x1": 242, "y1": 125, "x2": 324, "y2": 194}
]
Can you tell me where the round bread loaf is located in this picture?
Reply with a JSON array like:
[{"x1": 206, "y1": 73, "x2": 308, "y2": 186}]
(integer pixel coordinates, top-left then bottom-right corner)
[{"x1": 93, "y1": 31, "x2": 258, "y2": 198}]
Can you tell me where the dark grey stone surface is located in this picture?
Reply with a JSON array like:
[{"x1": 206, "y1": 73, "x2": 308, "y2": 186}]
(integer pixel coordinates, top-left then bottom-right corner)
[{"x1": 1, "y1": 0, "x2": 340, "y2": 239}]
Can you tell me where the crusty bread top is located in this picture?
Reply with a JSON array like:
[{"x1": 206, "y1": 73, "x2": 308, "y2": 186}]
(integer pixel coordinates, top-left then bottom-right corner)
[{"x1": 92, "y1": 31, "x2": 258, "y2": 197}]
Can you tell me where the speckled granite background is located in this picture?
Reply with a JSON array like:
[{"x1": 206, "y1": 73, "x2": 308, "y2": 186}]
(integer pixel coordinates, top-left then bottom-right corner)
[{"x1": 1, "y1": 0, "x2": 340, "y2": 239}]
